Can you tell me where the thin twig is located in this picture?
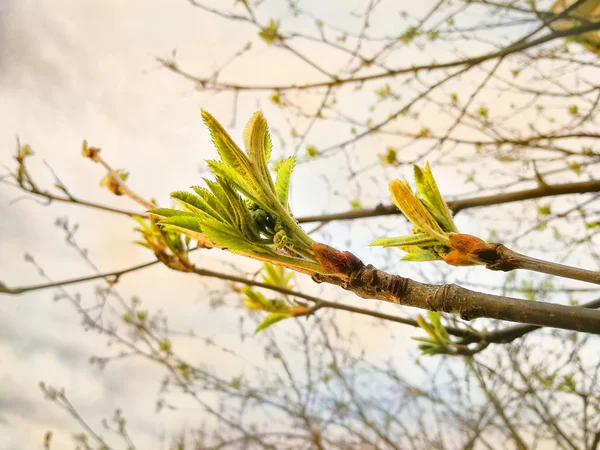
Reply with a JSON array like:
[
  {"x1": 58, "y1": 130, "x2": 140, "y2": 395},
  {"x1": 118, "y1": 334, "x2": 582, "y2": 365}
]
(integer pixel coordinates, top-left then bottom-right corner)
[
  {"x1": 481, "y1": 244, "x2": 600, "y2": 285},
  {"x1": 297, "y1": 179, "x2": 600, "y2": 223}
]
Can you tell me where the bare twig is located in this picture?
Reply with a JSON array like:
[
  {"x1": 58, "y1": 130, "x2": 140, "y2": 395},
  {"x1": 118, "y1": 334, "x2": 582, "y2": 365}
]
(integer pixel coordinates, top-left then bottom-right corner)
[
  {"x1": 477, "y1": 244, "x2": 600, "y2": 285},
  {"x1": 297, "y1": 179, "x2": 600, "y2": 223}
]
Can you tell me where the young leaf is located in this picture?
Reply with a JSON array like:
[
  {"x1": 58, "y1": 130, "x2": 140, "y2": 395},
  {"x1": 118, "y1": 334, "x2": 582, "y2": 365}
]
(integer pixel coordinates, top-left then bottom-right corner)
[
  {"x1": 255, "y1": 312, "x2": 290, "y2": 333},
  {"x1": 197, "y1": 217, "x2": 261, "y2": 252},
  {"x1": 243, "y1": 288, "x2": 272, "y2": 311},
  {"x1": 370, "y1": 233, "x2": 437, "y2": 248},
  {"x1": 159, "y1": 216, "x2": 206, "y2": 242},
  {"x1": 258, "y1": 20, "x2": 281, "y2": 44},
  {"x1": 401, "y1": 249, "x2": 440, "y2": 262},
  {"x1": 202, "y1": 111, "x2": 270, "y2": 205},
  {"x1": 170, "y1": 191, "x2": 214, "y2": 216},
  {"x1": 217, "y1": 176, "x2": 261, "y2": 240},
  {"x1": 413, "y1": 163, "x2": 458, "y2": 233},
  {"x1": 417, "y1": 314, "x2": 442, "y2": 343},
  {"x1": 207, "y1": 160, "x2": 273, "y2": 213},
  {"x1": 191, "y1": 184, "x2": 232, "y2": 223},
  {"x1": 427, "y1": 311, "x2": 450, "y2": 344},
  {"x1": 243, "y1": 111, "x2": 275, "y2": 192},
  {"x1": 202, "y1": 110, "x2": 252, "y2": 173},
  {"x1": 202, "y1": 178, "x2": 237, "y2": 224},
  {"x1": 275, "y1": 157, "x2": 295, "y2": 209},
  {"x1": 389, "y1": 180, "x2": 449, "y2": 244},
  {"x1": 149, "y1": 208, "x2": 196, "y2": 218},
  {"x1": 160, "y1": 216, "x2": 203, "y2": 233},
  {"x1": 261, "y1": 263, "x2": 295, "y2": 290}
]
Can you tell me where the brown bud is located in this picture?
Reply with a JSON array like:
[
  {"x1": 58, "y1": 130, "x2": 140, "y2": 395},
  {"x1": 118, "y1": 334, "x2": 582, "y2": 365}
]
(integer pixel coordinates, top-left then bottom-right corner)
[
  {"x1": 289, "y1": 306, "x2": 310, "y2": 316},
  {"x1": 82, "y1": 142, "x2": 101, "y2": 161},
  {"x1": 312, "y1": 242, "x2": 364, "y2": 276},
  {"x1": 443, "y1": 250, "x2": 480, "y2": 267},
  {"x1": 448, "y1": 233, "x2": 490, "y2": 254}
]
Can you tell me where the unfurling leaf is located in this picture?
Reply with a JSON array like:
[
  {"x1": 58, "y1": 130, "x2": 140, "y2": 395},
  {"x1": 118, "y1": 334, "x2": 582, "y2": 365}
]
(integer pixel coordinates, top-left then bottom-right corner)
[
  {"x1": 306, "y1": 146, "x2": 319, "y2": 158},
  {"x1": 389, "y1": 180, "x2": 448, "y2": 244},
  {"x1": 81, "y1": 140, "x2": 99, "y2": 160},
  {"x1": 402, "y1": 249, "x2": 440, "y2": 262},
  {"x1": 100, "y1": 170, "x2": 129, "y2": 196},
  {"x1": 371, "y1": 233, "x2": 437, "y2": 248},
  {"x1": 275, "y1": 157, "x2": 295, "y2": 209},
  {"x1": 262, "y1": 263, "x2": 294, "y2": 289},
  {"x1": 16, "y1": 144, "x2": 33, "y2": 162},
  {"x1": 259, "y1": 19, "x2": 282, "y2": 44},
  {"x1": 243, "y1": 111, "x2": 275, "y2": 191},
  {"x1": 255, "y1": 313, "x2": 290, "y2": 333},
  {"x1": 413, "y1": 164, "x2": 457, "y2": 233}
]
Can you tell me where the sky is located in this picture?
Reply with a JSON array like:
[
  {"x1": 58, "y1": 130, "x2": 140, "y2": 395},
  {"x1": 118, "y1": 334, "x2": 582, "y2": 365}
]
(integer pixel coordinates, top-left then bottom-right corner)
[
  {"x1": 0, "y1": 1, "x2": 597, "y2": 449},
  {"x1": 0, "y1": 1, "x2": 429, "y2": 448}
]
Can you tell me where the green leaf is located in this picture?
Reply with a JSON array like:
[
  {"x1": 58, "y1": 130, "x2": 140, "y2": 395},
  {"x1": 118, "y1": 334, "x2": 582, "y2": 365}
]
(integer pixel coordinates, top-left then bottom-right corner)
[
  {"x1": 262, "y1": 263, "x2": 294, "y2": 289},
  {"x1": 255, "y1": 312, "x2": 290, "y2": 333},
  {"x1": 243, "y1": 288, "x2": 272, "y2": 310},
  {"x1": 538, "y1": 204, "x2": 551, "y2": 215},
  {"x1": 411, "y1": 337, "x2": 439, "y2": 345},
  {"x1": 306, "y1": 146, "x2": 319, "y2": 158},
  {"x1": 198, "y1": 217, "x2": 260, "y2": 252},
  {"x1": 413, "y1": 164, "x2": 457, "y2": 233},
  {"x1": 263, "y1": 263, "x2": 281, "y2": 286},
  {"x1": 202, "y1": 111, "x2": 271, "y2": 206},
  {"x1": 191, "y1": 184, "x2": 231, "y2": 220},
  {"x1": 207, "y1": 160, "x2": 273, "y2": 214},
  {"x1": 389, "y1": 180, "x2": 449, "y2": 244},
  {"x1": 160, "y1": 216, "x2": 202, "y2": 232},
  {"x1": 148, "y1": 208, "x2": 194, "y2": 218},
  {"x1": 275, "y1": 157, "x2": 295, "y2": 209},
  {"x1": 171, "y1": 191, "x2": 213, "y2": 216},
  {"x1": 417, "y1": 315, "x2": 441, "y2": 343},
  {"x1": 569, "y1": 162, "x2": 582, "y2": 175},
  {"x1": 243, "y1": 111, "x2": 275, "y2": 191},
  {"x1": 401, "y1": 249, "x2": 440, "y2": 262},
  {"x1": 258, "y1": 19, "x2": 281, "y2": 45},
  {"x1": 201, "y1": 178, "x2": 237, "y2": 224},
  {"x1": 381, "y1": 147, "x2": 397, "y2": 165},
  {"x1": 427, "y1": 311, "x2": 450, "y2": 344},
  {"x1": 216, "y1": 177, "x2": 261, "y2": 240},
  {"x1": 371, "y1": 233, "x2": 437, "y2": 248},
  {"x1": 159, "y1": 216, "x2": 206, "y2": 242}
]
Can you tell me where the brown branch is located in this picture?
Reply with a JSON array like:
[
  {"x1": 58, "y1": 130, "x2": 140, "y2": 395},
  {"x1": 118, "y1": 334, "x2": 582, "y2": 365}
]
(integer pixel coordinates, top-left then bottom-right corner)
[
  {"x1": 478, "y1": 244, "x2": 600, "y2": 285},
  {"x1": 297, "y1": 179, "x2": 600, "y2": 223},
  {"x1": 11, "y1": 185, "x2": 146, "y2": 218},
  {"x1": 460, "y1": 297, "x2": 600, "y2": 347},
  {"x1": 187, "y1": 265, "x2": 475, "y2": 339},
  {"x1": 466, "y1": 358, "x2": 528, "y2": 450},
  {"x1": 0, "y1": 260, "x2": 160, "y2": 295},
  {"x1": 0, "y1": 254, "x2": 477, "y2": 341},
  {"x1": 164, "y1": 22, "x2": 600, "y2": 92},
  {"x1": 591, "y1": 431, "x2": 600, "y2": 450},
  {"x1": 312, "y1": 265, "x2": 600, "y2": 334}
]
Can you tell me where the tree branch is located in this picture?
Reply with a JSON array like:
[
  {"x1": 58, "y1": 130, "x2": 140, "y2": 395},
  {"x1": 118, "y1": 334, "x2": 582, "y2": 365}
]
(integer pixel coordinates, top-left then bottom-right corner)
[
  {"x1": 0, "y1": 255, "x2": 477, "y2": 340},
  {"x1": 479, "y1": 244, "x2": 600, "y2": 285},
  {"x1": 460, "y1": 297, "x2": 600, "y2": 347},
  {"x1": 312, "y1": 264, "x2": 600, "y2": 334},
  {"x1": 297, "y1": 179, "x2": 600, "y2": 223},
  {"x1": 0, "y1": 260, "x2": 160, "y2": 295},
  {"x1": 163, "y1": 21, "x2": 600, "y2": 92}
]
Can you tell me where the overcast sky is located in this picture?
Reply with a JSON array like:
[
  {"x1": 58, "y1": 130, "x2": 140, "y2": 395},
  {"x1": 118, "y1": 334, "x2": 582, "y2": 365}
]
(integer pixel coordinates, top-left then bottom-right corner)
[
  {"x1": 0, "y1": 1, "x2": 432, "y2": 448},
  {"x1": 2, "y1": 1, "x2": 594, "y2": 449}
]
